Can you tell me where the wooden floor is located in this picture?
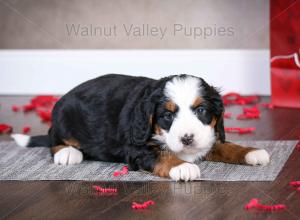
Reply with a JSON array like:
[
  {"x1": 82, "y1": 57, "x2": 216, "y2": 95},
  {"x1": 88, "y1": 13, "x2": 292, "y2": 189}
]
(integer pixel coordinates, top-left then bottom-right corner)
[{"x1": 0, "y1": 96, "x2": 300, "y2": 220}]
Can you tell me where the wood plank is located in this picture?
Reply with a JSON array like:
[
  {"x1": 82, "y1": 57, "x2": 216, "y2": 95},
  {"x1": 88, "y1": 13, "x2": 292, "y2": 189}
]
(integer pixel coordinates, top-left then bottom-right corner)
[{"x1": 1, "y1": 181, "x2": 146, "y2": 220}]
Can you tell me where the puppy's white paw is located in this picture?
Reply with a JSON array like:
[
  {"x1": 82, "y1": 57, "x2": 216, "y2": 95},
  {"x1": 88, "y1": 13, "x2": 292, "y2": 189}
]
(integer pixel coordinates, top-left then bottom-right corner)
[
  {"x1": 245, "y1": 149, "x2": 270, "y2": 166},
  {"x1": 54, "y1": 146, "x2": 83, "y2": 165},
  {"x1": 169, "y1": 163, "x2": 200, "y2": 181}
]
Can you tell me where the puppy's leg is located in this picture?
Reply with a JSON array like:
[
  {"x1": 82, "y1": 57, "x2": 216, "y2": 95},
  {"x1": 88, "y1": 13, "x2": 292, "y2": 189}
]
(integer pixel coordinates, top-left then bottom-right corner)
[
  {"x1": 127, "y1": 144, "x2": 200, "y2": 181},
  {"x1": 154, "y1": 151, "x2": 201, "y2": 181},
  {"x1": 51, "y1": 145, "x2": 83, "y2": 165},
  {"x1": 205, "y1": 142, "x2": 270, "y2": 166}
]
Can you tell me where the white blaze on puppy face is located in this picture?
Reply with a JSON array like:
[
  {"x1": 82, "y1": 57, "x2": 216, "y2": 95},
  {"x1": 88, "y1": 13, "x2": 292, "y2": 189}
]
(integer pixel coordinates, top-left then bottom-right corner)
[{"x1": 161, "y1": 76, "x2": 216, "y2": 162}]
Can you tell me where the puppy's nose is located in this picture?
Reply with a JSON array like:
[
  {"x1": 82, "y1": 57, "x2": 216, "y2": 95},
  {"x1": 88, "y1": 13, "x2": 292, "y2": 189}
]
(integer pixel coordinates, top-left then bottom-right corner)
[{"x1": 181, "y1": 134, "x2": 194, "y2": 146}]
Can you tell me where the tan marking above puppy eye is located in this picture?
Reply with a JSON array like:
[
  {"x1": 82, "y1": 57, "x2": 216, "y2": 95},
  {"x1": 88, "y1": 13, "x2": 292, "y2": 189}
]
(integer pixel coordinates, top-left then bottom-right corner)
[
  {"x1": 154, "y1": 124, "x2": 162, "y2": 135},
  {"x1": 165, "y1": 101, "x2": 176, "y2": 112},
  {"x1": 192, "y1": 97, "x2": 202, "y2": 108}
]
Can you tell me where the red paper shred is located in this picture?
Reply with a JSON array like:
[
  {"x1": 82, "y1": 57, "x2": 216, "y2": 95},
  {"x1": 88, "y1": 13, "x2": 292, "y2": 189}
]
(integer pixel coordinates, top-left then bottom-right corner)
[
  {"x1": 222, "y1": 93, "x2": 259, "y2": 106},
  {"x1": 132, "y1": 200, "x2": 155, "y2": 210},
  {"x1": 92, "y1": 185, "x2": 117, "y2": 193},
  {"x1": 237, "y1": 112, "x2": 260, "y2": 120},
  {"x1": 22, "y1": 126, "x2": 31, "y2": 134},
  {"x1": 23, "y1": 104, "x2": 35, "y2": 112},
  {"x1": 31, "y1": 96, "x2": 59, "y2": 108},
  {"x1": 297, "y1": 143, "x2": 300, "y2": 151},
  {"x1": 11, "y1": 105, "x2": 20, "y2": 112},
  {"x1": 16, "y1": 96, "x2": 59, "y2": 123},
  {"x1": 289, "y1": 181, "x2": 300, "y2": 186},
  {"x1": 260, "y1": 102, "x2": 274, "y2": 109},
  {"x1": 237, "y1": 106, "x2": 261, "y2": 120},
  {"x1": 289, "y1": 181, "x2": 300, "y2": 192},
  {"x1": 113, "y1": 165, "x2": 128, "y2": 177},
  {"x1": 0, "y1": 124, "x2": 13, "y2": 134},
  {"x1": 244, "y1": 198, "x2": 286, "y2": 211},
  {"x1": 244, "y1": 198, "x2": 260, "y2": 210},
  {"x1": 225, "y1": 127, "x2": 256, "y2": 134},
  {"x1": 243, "y1": 106, "x2": 260, "y2": 114},
  {"x1": 37, "y1": 109, "x2": 52, "y2": 122},
  {"x1": 224, "y1": 112, "x2": 232, "y2": 119},
  {"x1": 289, "y1": 180, "x2": 300, "y2": 192}
]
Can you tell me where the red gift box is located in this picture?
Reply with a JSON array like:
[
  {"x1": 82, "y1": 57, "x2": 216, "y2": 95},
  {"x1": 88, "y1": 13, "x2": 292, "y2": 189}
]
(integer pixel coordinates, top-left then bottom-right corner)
[{"x1": 271, "y1": 0, "x2": 300, "y2": 108}]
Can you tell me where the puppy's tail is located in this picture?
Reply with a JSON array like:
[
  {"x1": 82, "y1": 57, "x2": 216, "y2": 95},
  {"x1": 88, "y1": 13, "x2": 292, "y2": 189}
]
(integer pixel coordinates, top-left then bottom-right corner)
[{"x1": 11, "y1": 134, "x2": 51, "y2": 148}]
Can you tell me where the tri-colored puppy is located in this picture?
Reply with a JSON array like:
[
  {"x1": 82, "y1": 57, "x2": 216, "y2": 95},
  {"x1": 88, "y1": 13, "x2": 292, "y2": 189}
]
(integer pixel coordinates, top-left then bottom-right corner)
[{"x1": 12, "y1": 74, "x2": 270, "y2": 181}]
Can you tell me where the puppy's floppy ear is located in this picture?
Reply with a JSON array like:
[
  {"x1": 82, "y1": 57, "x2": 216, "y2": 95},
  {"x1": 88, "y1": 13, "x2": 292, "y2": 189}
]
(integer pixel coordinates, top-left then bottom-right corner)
[
  {"x1": 130, "y1": 87, "x2": 161, "y2": 146},
  {"x1": 215, "y1": 112, "x2": 226, "y2": 143},
  {"x1": 209, "y1": 86, "x2": 225, "y2": 143}
]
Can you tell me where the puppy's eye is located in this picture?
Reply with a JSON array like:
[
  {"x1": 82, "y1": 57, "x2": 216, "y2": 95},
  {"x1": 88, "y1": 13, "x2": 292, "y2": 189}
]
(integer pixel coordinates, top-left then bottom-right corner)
[
  {"x1": 164, "y1": 111, "x2": 174, "y2": 121},
  {"x1": 195, "y1": 106, "x2": 206, "y2": 116}
]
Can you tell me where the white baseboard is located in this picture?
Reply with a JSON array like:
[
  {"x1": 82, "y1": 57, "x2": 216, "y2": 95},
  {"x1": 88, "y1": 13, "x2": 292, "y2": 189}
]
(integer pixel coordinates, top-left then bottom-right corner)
[{"x1": 0, "y1": 49, "x2": 270, "y2": 95}]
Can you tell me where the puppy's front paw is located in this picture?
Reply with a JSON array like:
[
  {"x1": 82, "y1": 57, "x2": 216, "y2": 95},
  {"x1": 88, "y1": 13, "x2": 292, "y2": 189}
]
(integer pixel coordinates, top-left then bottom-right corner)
[
  {"x1": 245, "y1": 149, "x2": 270, "y2": 166},
  {"x1": 54, "y1": 146, "x2": 83, "y2": 165},
  {"x1": 169, "y1": 163, "x2": 200, "y2": 181}
]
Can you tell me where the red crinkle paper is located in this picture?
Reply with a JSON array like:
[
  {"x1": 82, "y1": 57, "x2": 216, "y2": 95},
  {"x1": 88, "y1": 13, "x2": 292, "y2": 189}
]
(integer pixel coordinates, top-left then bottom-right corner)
[
  {"x1": 244, "y1": 198, "x2": 286, "y2": 211},
  {"x1": 224, "y1": 112, "x2": 232, "y2": 119},
  {"x1": 0, "y1": 124, "x2": 13, "y2": 134},
  {"x1": 260, "y1": 102, "x2": 274, "y2": 109},
  {"x1": 132, "y1": 200, "x2": 155, "y2": 209},
  {"x1": 22, "y1": 126, "x2": 31, "y2": 134},
  {"x1": 11, "y1": 105, "x2": 20, "y2": 112},
  {"x1": 113, "y1": 166, "x2": 128, "y2": 177},
  {"x1": 225, "y1": 127, "x2": 256, "y2": 134},
  {"x1": 92, "y1": 185, "x2": 117, "y2": 193},
  {"x1": 37, "y1": 109, "x2": 52, "y2": 122},
  {"x1": 23, "y1": 104, "x2": 35, "y2": 112},
  {"x1": 289, "y1": 181, "x2": 300, "y2": 192},
  {"x1": 289, "y1": 181, "x2": 300, "y2": 186},
  {"x1": 237, "y1": 106, "x2": 261, "y2": 120},
  {"x1": 17, "y1": 96, "x2": 59, "y2": 123},
  {"x1": 222, "y1": 93, "x2": 259, "y2": 105}
]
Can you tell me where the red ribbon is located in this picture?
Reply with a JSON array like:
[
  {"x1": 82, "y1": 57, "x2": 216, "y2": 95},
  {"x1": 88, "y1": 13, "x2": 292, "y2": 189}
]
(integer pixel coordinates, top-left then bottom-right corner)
[
  {"x1": 244, "y1": 198, "x2": 286, "y2": 211},
  {"x1": 225, "y1": 127, "x2": 256, "y2": 134},
  {"x1": 92, "y1": 185, "x2": 117, "y2": 193},
  {"x1": 237, "y1": 106, "x2": 261, "y2": 120},
  {"x1": 113, "y1": 165, "x2": 129, "y2": 177},
  {"x1": 222, "y1": 93, "x2": 259, "y2": 105},
  {"x1": 0, "y1": 124, "x2": 13, "y2": 134},
  {"x1": 132, "y1": 200, "x2": 155, "y2": 209},
  {"x1": 22, "y1": 126, "x2": 31, "y2": 134}
]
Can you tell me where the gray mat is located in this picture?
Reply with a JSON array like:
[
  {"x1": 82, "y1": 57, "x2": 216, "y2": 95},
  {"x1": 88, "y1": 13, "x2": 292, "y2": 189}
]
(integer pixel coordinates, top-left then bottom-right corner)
[{"x1": 0, "y1": 140, "x2": 297, "y2": 181}]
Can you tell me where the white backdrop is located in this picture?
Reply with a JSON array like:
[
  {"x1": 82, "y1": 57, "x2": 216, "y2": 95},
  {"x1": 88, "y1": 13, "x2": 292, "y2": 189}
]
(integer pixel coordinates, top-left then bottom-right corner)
[{"x1": 0, "y1": 49, "x2": 270, "y2": 95}]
